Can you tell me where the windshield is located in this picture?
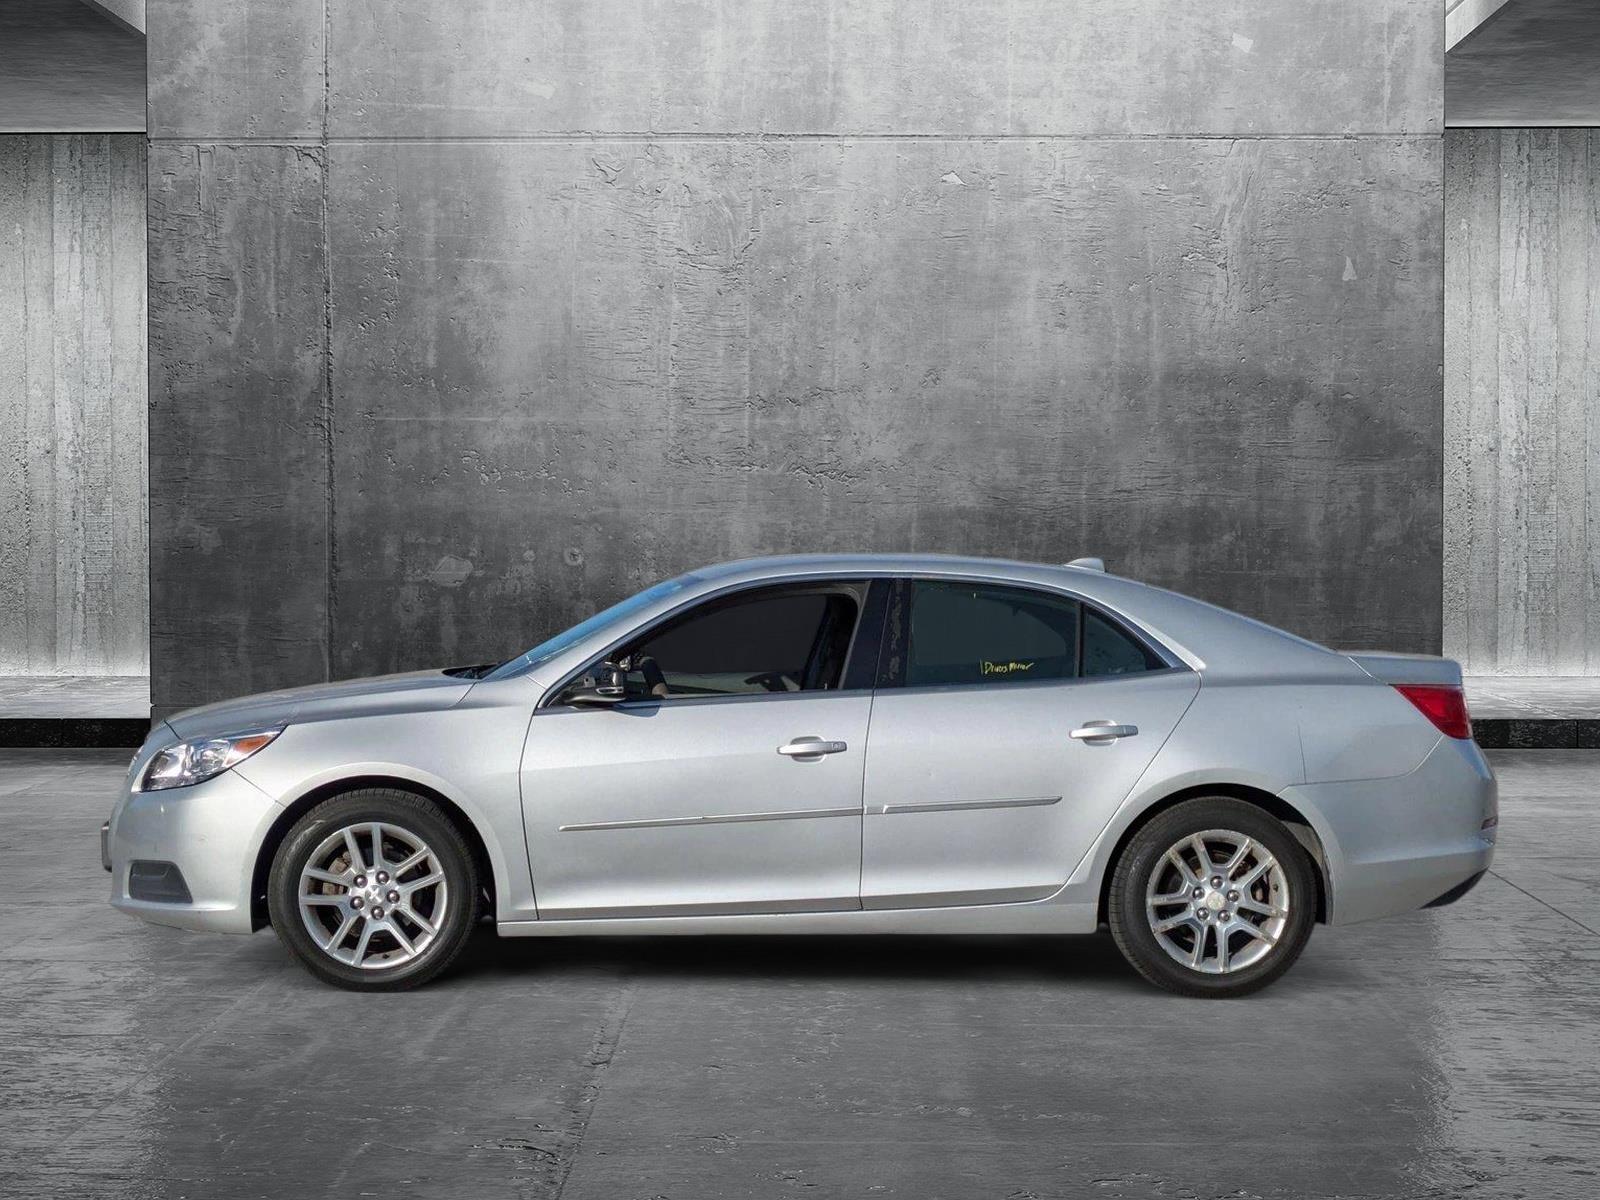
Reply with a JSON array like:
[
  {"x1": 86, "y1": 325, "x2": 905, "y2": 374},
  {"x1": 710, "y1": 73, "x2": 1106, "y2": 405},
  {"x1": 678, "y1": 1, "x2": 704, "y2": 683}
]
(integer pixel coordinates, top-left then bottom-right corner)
[{"x1": 483, "y1": 574, "x2": 701, "y2": 681}]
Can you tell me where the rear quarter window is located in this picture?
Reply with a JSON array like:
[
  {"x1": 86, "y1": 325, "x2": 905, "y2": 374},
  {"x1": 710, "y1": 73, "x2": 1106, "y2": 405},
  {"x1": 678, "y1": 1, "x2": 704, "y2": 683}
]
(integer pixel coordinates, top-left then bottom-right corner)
[{"x1": 1082, "y1": 606, "x2": 1165, "y2": 676}]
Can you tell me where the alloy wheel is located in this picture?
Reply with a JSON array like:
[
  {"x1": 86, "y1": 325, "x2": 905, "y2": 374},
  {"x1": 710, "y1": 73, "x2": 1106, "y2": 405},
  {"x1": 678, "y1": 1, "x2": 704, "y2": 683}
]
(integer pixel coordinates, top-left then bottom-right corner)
[
  {"x1": 1144, "y1": 828, "x2": 1290, "y2": 975},
  {"x1": 297, "y1": 821, "x2": 449, "y2": 969}
]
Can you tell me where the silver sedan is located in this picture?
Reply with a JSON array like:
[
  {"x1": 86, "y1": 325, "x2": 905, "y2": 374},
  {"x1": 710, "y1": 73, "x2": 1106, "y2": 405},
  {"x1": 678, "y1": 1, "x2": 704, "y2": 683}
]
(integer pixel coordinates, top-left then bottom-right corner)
[{"x1": 104, "y1": 554, "x2": 1496, "y2": 997}]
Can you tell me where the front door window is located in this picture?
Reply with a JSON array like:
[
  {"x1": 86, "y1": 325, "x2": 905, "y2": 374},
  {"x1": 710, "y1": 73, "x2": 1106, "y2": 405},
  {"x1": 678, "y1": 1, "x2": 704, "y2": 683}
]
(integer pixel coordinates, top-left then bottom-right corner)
[{"x1": 558, "y1": 584, "x2": 864, "y2": 703}]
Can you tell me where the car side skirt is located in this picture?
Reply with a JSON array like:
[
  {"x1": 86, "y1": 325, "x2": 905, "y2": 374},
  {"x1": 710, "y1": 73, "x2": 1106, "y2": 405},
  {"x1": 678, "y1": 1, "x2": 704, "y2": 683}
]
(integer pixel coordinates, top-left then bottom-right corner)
[{"x1": 497, "y1": 899, "x2": 1099, "y2": 938}]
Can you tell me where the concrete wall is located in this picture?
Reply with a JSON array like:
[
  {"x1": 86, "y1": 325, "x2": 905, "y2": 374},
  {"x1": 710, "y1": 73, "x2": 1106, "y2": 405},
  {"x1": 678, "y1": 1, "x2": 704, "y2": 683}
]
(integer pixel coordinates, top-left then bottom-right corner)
[
  {"x1": 0, "y1": 135, "x2": 148, "y2": 676},
  {"x1": 148, "y1": 1, "x2": 1445, "y2": 712},
  {"x1": 1445, "y1": 129, "x2": 1600, "y2": 675}
]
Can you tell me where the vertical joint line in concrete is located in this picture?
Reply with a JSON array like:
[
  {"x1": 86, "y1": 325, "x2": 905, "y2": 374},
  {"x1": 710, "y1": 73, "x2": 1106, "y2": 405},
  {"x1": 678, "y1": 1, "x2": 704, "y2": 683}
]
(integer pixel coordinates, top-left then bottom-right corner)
[
  {"x1": 548, "y1": 979, "x2": 636, "y2": 1198},
  {"x1": 321, "y1": 0, "x2": 335, "y2": 681}
]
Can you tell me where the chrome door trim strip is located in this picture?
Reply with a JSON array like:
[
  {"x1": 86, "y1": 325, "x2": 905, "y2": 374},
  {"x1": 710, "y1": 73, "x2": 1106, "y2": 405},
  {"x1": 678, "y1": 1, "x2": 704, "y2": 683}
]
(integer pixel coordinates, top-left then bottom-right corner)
[
  {"x1": 871, "y1": 795, "x2": 1062, "y2": 816},
  {"x1": 559, "y1": 805, "x2": 861, "y2": 833}
]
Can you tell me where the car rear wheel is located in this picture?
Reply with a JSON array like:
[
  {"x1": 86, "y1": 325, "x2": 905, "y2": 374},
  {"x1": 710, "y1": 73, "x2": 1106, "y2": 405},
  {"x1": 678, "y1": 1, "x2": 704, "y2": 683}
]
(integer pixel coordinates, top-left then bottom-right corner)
[
  {"x1": 267, "y1": 789, "x2": 478, "y2": 990},
  {"x1": 1107, "y1": 798, "x2": 1316, "y2": 998}
]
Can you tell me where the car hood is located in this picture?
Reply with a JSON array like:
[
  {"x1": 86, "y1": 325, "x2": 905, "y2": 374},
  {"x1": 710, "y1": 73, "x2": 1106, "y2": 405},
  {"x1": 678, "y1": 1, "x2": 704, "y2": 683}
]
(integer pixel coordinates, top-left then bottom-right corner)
[{"x1": 164, "y1": 669, "x2": 478, "y2": 740}]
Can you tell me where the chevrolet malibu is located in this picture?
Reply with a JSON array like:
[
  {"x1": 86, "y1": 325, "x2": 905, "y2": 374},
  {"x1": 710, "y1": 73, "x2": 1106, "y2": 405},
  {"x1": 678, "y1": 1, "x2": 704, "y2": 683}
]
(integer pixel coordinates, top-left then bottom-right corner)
[{"x1": 104, "y1": 554, "x2": 1496, "y2": 997}]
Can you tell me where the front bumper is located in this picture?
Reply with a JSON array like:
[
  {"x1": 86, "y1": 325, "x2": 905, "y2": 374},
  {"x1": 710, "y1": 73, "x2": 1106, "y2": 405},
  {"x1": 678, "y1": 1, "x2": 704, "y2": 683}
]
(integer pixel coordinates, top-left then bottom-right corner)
[
  {"x1": 106, "y1": 768, "x2": 283, "y2": 934},
  {"x1": 1284, "y1": 735, "x2": 1497, "y2": 926}
]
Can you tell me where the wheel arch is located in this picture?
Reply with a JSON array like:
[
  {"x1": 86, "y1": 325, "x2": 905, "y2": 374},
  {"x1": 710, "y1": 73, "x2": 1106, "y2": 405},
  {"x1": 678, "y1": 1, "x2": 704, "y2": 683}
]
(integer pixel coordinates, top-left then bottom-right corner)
[
  {"x1": 250, "y1": 775, "x2": 498, "y2": 930},
  {"x1": 1095, "y1": 783, "x2": 1330, "y2": 926}
]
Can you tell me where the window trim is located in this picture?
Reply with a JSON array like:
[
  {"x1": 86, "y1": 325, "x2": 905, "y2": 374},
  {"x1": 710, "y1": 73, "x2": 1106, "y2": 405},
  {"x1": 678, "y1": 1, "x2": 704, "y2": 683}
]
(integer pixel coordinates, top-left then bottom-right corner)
[
  {"x1": 874, "y1": 576, "x2": 1184, "y2": 693},
  {"x1": 538, "y1": 578, "x2": 879, "y2": 711}
]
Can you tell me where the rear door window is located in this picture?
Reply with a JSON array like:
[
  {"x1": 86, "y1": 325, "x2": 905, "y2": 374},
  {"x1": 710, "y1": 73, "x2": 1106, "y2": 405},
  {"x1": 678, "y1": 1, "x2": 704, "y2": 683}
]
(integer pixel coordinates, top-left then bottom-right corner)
[{"x1": 902, "y1": 581, "x2": 1079, "y2": 687}]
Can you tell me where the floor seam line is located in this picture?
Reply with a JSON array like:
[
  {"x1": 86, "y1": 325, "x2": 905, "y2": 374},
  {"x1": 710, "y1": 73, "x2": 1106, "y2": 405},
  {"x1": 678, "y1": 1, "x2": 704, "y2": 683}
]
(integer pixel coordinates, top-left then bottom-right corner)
[
  {"x1": 549, "y1": 976, "x2": 637, "y2": 1199},
  {"x1": 1488, "y1": 869, "x2": 1600, "y2": 937}
]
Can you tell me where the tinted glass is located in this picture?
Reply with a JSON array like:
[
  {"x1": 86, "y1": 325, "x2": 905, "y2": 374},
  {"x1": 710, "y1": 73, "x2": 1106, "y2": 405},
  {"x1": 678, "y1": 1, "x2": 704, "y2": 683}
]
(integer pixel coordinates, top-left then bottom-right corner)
[
  {"x1": 1082, "y1": 607, "x2": 1163, "y2": 676},
  {"x1": 904, "y1": 582, "x2": 1078, "y2": 687},
  {"x1": 618, "y1": 590, "x2": 859, "y2": 699}
]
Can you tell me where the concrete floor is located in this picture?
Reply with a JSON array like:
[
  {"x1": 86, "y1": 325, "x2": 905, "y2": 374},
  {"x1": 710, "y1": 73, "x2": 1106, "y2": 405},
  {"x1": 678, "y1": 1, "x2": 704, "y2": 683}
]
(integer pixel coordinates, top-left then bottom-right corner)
[
  {"x1": 1, "y1": 751, "x2": 1596, "y2": 1199},
  {"x1": 1463, "y1": 677, "x2": 1600, "y2": 720},
  {"x1": 0, "y1": 0, "x2": 145, "y2": 132},
  {"x1": 0, "y1": 677, "x2": 150, "y2": 718}
]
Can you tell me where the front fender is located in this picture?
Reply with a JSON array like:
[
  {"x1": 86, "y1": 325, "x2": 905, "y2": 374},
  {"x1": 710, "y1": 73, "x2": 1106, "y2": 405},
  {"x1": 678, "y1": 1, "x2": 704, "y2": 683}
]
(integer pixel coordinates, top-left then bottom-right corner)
[{"x1": 234, "y1": 706, "x2": 538, "y2": 920}]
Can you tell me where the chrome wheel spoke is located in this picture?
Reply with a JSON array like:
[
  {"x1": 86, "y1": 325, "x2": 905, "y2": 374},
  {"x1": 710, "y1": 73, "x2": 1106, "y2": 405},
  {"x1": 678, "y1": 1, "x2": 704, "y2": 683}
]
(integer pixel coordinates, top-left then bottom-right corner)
[
  {"x1": 1235, "y1": 920, "x2": 1278, "y2": 947},
  {"x1": 342, "y1": 827, "x2": 367, "y2": 873},
  {"x1": 401, "y1": 906, "x2": 436, "y2": 937},
  {"x1": 402, "y1": 870, "x2": 443, "y2": 894},
  {"x1": 300, "y1": 893, "x2": 346, "y2": 907},
  {"x1": 1166, "y1": 849, "x2": 1200, "y2": 886},
  {"x1": 304, "y1": 866, "x2": 350, "y2": 887},
  {"x1": 1237, "y1": 855, "x2": 1276, "y2": 890},
  {"x1": 1152, "y1": 912, "x2": 1192, "y2": 934},
  {"x1": 324, "y1": 911, "x2": 357, "y2": 951},
  {"x1": 385, "y1": 918, "x2": 416, "y2": 956},
  {"x1": 352, "y1": 920, "x2": 377, "y2": 965},
  {"x1": 368, "y1": 823, "x2": 386, "y2": 869},
  {"x1": 1188, "y1": 924, "x2": 1209, "y2": 967},
  {"x1": 392, "y1": 847, "x2": 429, "y2": 876},
  {"x1": 1222, "y1": 838, "x2": 1253, "y2": 875},
  {"x1": 1236, "y1": 895, "x2": 1287, "y2": 919}
]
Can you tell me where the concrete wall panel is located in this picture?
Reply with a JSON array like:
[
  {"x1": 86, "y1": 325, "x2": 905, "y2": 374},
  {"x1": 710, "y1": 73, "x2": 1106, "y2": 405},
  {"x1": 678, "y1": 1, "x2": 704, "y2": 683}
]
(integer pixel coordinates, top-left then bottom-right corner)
[
  {"x1": 148, "y1": 0, "x2": 324, "y2": 139},
  {"x1": 148, "y1": 0, "x2": 1445, "y2": 709},
  {"x1": 329, "y1": 0, "x2": 1440, "y2": 138},
  {"x1": 0, "y1": 135, "x2": 147, "y2": 676},
  {"x1": 1444, "y1": 129, "x2": 1600, "y2": 675},
  {"x1": 147, "y1": 144, "x2": 329, "y2": 708},
  {"x1": 329, "y1": 137, "x2": 1442, "y2": 671}
]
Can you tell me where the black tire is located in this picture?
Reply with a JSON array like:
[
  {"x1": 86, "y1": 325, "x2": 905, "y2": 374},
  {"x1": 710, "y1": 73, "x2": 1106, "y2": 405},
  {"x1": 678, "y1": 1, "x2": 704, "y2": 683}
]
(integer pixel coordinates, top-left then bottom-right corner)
[
  {"x1": 1107, "y1": 797, "x2": 1317, "y2": 998},
  {"x1": 267, "y1": 789, "x2": 479, "y2": 991}
]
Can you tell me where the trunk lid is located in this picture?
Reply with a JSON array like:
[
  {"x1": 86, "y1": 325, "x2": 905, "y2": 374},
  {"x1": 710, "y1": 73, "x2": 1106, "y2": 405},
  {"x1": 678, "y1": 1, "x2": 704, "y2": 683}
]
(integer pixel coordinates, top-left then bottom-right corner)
[{"x1": 1343, "y1": 651, "x2": 1463, "y2": 688}]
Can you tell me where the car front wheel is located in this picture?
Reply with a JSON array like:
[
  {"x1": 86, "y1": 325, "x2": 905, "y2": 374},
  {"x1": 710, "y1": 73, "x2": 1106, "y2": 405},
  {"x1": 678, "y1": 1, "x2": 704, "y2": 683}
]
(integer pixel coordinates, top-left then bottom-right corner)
[
  {"x1": 1107, "y1": 797, "x2": 1316, "y2": 998},
  {"x1": 267, "y1": 789, "x2": 478, "y2": 990}
]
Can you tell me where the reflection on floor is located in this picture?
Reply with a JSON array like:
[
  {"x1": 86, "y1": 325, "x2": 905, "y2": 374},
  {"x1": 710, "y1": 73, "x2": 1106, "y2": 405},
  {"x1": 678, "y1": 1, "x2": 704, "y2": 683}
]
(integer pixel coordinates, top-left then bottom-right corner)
[{"x1": 0, "y1": 748, "x2": 1593, "y2": 1198}]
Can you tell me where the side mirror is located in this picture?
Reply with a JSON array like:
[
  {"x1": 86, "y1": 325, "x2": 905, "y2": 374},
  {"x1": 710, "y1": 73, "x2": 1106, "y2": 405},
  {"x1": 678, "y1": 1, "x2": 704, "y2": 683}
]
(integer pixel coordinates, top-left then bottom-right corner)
[{"x1": 568, "y1": 661, "x2": 627, "y2": 707}]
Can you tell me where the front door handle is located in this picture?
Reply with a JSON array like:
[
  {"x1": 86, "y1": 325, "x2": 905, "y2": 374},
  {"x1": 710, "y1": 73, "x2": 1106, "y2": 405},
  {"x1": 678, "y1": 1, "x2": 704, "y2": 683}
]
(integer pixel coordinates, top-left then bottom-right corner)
[
  {"x1": 778, "y1": 737, "x2": 848, "y2": 758},
  {"x1": 1070, "y1": 721, "x2": 1138, "y2": 743}
]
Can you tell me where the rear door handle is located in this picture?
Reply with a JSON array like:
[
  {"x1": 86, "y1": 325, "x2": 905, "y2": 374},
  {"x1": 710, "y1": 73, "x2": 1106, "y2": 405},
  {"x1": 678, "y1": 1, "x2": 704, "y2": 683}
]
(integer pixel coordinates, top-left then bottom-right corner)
[
  {"x1": 1070, "y1": 721, "x2": 1138, "y2": 743},
  {"x1": 778, "y1": 737, "x2": 848, "y2": 758}
]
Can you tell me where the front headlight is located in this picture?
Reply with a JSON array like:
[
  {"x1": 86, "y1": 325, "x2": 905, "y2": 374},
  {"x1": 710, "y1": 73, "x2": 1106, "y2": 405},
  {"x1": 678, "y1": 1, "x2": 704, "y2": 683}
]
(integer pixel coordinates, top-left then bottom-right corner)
[{"x1": 138, "y1": 729, "x2": 282, "y2": 792}]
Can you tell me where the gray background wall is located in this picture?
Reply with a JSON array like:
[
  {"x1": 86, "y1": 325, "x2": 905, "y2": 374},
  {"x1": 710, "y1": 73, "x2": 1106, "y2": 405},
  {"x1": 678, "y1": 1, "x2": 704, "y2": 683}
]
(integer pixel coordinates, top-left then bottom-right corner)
[
  {"x1": 1445, "y1": 128, "x2": 1600, "y2": 676},
  {"x1": 0, "y1": 134, "x2": 148, "y2": 677},
  {"x1": 148, "y1": 0, "x2": 1445, "y2": 713}
]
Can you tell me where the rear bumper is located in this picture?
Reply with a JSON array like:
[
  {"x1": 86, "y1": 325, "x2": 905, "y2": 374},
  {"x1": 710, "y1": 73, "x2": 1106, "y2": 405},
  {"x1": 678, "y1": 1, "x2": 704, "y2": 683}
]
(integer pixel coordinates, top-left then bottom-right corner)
[
  {"x1": 106, "y1": 769, "x2": 282, "y2": 934},
  {"x1": 1424, "y1": 868, "x2": 1487, "y2": 909},
  {"x1": 1284, "y1": 736, "x2": 1497, "y2": 926}
]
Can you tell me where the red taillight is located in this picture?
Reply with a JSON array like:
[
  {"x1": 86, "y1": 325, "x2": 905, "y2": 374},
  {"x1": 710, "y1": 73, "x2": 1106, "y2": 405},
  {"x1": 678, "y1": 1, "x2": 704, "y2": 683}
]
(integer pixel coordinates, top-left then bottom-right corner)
[{"x1": 1395, "y1": 684, "x2": 1473, "y2": 740}]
